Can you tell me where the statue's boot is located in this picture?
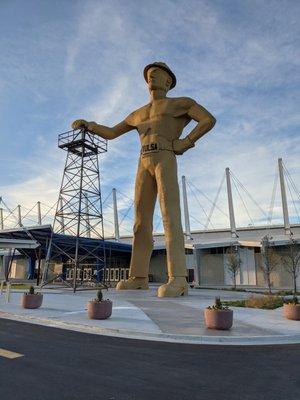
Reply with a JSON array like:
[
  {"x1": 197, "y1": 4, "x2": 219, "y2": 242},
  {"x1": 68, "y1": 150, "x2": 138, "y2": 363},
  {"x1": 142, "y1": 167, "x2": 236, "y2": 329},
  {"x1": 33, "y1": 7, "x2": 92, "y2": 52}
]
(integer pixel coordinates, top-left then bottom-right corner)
[
  {"x1": 116, "y1": 277, "x2": 149, "y2": 290},
  {"x1": 157, "y1": 277, "x2": 188, "y2": 297}
]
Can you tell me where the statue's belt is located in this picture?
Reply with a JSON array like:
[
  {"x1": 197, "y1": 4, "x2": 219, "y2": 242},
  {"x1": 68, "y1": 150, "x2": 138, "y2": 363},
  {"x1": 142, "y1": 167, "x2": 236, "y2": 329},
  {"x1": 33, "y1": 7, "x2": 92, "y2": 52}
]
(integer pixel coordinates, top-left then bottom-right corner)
[{"x1": 141, "y1": 141, "x2": 173, "y2": 155}]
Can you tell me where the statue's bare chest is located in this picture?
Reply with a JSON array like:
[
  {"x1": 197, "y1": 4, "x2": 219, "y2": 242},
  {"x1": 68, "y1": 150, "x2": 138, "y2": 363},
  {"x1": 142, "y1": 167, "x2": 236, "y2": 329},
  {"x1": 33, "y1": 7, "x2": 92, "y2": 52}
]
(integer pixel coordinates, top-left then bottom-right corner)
[
  {"x1": 128, "y1": 98, "x2": 192, "y2": 140},
  {"x1": 139, "y1": 100, "x2": 175, "y2": 121}
]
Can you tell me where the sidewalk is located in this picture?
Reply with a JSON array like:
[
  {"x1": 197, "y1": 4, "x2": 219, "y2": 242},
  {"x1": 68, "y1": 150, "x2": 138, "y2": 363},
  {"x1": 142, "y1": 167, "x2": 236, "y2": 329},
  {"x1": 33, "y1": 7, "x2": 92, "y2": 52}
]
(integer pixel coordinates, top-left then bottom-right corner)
[{"x1": 0, "y1": 286, "x2": 299, "y2": 345}]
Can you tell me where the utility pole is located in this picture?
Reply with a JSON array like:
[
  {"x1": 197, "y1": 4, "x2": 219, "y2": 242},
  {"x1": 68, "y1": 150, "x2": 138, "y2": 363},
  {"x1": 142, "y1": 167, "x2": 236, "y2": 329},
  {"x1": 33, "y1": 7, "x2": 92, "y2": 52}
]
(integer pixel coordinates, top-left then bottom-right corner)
[
  {"x1": 112, "y1": 188, "x2": 120, "y2": 242},
  {"x1": 225, "y1": 168, "x2": 238, "y2": 238},
  {"x1": 37, "y1": 201, "x2": 42, "y2": 225},
  {"x1": 278, "y1": 158, "x2": 291, "y2": 235},
  {"x1": 181, "y1": 176, "x2": 192, "y2": 240}
]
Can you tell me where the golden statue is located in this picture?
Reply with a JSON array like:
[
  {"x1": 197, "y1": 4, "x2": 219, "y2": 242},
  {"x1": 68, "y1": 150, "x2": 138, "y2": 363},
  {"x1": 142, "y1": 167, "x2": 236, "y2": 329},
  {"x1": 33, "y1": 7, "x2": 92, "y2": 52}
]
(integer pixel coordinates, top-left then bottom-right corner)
[{"x1": 72, "y1": 62, "x2": 216, "y2": 297}]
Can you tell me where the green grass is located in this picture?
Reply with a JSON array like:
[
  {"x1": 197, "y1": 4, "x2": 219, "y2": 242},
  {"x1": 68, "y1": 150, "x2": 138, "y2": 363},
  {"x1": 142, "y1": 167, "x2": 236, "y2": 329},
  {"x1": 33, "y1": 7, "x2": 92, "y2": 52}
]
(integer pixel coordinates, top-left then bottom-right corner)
[
  {"x1": 1, "y1": 283, "x2": 33, "y2": 290},
  {"x1": 223, "y1": 300, "x2": 246, "y2": 308}
]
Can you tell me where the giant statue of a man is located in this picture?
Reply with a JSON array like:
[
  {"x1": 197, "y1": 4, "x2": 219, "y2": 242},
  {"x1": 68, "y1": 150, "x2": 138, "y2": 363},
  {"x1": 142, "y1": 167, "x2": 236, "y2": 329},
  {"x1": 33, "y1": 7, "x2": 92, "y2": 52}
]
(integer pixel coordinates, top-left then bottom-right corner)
[{"x1": 72, "y1": 62, "x2": 216, "y2": 297}]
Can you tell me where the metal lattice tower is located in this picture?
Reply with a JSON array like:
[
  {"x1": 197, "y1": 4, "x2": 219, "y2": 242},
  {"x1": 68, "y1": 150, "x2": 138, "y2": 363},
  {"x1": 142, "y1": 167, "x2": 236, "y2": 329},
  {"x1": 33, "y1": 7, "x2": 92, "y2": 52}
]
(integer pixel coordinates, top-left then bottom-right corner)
[
  {"x1": 42, "y1": 128, "x2": 108, "y2": 291},
  {"x1": 54, "y1": 129, "x2": 107, "y2": 237}
]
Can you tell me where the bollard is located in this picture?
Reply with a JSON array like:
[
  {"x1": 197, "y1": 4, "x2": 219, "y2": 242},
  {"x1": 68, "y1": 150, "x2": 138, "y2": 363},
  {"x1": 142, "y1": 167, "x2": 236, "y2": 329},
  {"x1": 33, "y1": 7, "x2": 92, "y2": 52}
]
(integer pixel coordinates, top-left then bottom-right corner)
[
  {"x1": 5, "y1": 283, "x2": 11, "y2": 303},
  {"x1": 0, "y1": 280, "x2": 4, "y2": 295}
]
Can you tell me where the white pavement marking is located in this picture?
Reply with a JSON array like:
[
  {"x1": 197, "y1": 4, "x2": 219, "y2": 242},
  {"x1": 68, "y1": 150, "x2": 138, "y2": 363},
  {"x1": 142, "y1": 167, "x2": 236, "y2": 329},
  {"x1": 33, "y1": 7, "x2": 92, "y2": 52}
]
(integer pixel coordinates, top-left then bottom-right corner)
[{"x1": 0, "y1": 348, "x2": 24, "y2": 359}]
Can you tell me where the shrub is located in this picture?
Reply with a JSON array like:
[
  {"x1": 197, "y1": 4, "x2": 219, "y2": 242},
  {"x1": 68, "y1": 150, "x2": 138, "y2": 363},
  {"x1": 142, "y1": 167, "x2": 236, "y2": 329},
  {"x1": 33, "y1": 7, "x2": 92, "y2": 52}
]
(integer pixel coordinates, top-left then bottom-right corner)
[
  {"x1": 276, "y1": 290, "x2": 294, "y2": 296},
  {"x1": 29, "y1": 286, "x2": 35, "y2": 295},
  {"x1": 285, "y1": 296, "x2": 299, "y2": 305},
  {"x1": 245, "y1": 295, "x2": 284, "y2": 309},
  {"x1": 207, "y1": 296, "x2": 229, "y2": 310},
  {"x1": 223, "y1": 296, "x2": 284, "y2": 309},
  {"x1": 96, "y1": 289, "x2": 103, "y2": 302}
]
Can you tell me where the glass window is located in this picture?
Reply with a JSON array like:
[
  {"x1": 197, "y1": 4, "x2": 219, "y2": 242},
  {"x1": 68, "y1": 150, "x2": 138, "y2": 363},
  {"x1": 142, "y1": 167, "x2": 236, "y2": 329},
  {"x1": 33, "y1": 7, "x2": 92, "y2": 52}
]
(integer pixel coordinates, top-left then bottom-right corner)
[{"x1": 115, "y1": 269, "x2": 120, "y2": 281}]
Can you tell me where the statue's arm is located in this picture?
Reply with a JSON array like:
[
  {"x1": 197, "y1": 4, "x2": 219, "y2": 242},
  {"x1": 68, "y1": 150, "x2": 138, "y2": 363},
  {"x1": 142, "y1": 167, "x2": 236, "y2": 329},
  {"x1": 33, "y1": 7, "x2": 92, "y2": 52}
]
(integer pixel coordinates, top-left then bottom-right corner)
[
  {"x1": 185, "y1": 103, "x2": 216, "y2": 144},
  {"x1": 71, "y1": 119, "x2": 134, "y2": 140},
  {"x1": 173, "y1": 99, "x2": 216, "y2": 155},
  {"x1": 87, "y1": 120, "x2": 134, "y2": 139}
]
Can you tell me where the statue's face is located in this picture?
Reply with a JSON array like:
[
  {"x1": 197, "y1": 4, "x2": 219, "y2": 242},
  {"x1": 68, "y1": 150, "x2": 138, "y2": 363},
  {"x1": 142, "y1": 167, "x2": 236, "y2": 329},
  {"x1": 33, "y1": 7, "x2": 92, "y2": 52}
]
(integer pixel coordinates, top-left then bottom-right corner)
[{"x1": 147, "y1": 67, "x2": 171, "y2": 91}]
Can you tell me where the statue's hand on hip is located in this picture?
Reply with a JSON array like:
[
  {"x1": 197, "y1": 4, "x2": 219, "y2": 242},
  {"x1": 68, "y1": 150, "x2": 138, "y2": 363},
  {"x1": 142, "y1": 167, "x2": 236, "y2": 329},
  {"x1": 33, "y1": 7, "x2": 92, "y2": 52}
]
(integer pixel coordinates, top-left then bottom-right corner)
[
  {"x1": 71, "y1": 119, "x2": 89, "y2": 130},
  {"x1": 172, "y1": 138, "x2": 195, "y2": 155}
]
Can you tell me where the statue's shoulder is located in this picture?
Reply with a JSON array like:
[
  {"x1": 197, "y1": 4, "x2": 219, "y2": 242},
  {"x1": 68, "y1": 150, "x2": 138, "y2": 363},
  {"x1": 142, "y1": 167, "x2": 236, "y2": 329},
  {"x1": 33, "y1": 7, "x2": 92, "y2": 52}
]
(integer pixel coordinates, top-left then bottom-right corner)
[
  {"x1": 172, "y1": 96, "x2": 197, "y2": 107},
  {"x1": 170, "y1": 97, "x2": 197, "y2": 117},
  {"x1": 125, "y1": 104, "x2": 150, "y2": 127}
]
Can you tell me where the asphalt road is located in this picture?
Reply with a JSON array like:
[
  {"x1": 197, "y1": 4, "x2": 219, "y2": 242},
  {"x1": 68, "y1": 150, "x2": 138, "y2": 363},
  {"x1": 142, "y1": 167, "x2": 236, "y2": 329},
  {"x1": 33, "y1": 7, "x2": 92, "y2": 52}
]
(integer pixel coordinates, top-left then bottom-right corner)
[{"x1": 0, "y1": 318, "x2": 299, "y2": 400}]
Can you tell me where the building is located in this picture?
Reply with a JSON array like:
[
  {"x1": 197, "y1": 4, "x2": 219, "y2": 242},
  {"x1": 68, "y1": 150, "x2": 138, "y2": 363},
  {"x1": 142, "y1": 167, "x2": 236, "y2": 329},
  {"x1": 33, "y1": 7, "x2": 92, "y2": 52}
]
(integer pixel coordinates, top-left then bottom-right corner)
[
  {"x1": 1, "y1": 159, "x2": 299, "y2": 290},
  {"x1": 118, "y1": 224, "x2": 300, "y2": 289}
]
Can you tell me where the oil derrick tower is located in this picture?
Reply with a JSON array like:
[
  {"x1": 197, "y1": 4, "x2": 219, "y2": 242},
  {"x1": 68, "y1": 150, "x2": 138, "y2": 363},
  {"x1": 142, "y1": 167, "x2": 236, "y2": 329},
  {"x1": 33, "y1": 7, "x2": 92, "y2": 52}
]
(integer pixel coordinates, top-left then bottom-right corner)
[{"x1": 42, "y1": 128, "x2": 107, "y2": 291}]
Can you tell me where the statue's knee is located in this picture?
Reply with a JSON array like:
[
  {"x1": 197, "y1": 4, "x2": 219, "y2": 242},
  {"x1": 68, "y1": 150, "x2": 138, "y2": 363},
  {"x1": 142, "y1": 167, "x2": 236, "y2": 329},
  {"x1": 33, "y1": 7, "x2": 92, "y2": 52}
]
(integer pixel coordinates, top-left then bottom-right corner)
[{"x1": 133, "y1": 222, "x2": 152, "y2": 236}]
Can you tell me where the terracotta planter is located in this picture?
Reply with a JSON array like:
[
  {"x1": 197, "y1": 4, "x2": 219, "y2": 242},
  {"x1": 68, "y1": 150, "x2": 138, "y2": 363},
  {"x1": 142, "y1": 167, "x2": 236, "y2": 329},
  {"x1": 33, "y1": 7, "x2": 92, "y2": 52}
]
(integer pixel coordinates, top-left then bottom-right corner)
[
  {"x1": 21, "y1": 294, "x2": 43, "y2": 309},
  {"x1": 283, "y1": 304, "x2": 300, "y2": 321},
  {"x1": 87, "y1": 300, "x2": 112, "y2": 320},
  {"x1": 204, "y1": 309, "x2": 233, "y2": 330}
]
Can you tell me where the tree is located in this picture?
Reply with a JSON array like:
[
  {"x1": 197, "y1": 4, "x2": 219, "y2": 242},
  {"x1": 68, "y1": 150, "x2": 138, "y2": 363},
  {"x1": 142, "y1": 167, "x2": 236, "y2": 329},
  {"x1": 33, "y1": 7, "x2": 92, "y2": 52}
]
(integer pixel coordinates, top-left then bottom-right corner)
[
  {"x1": 226, "y1": 245, "x2": 241, "y2": 290},
  {"x1": 282, "y1": 237, "x2": 300, "y2": 295},
  {"x1": 260, "y1": 235, "x2": 279, "y2": 294}
]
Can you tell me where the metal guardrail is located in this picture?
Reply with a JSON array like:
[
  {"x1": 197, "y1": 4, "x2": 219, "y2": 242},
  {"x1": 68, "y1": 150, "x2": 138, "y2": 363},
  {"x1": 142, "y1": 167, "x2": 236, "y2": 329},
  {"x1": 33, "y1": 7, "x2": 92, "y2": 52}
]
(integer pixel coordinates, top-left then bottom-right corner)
[{"x1": 58, "y1": 129, "x2": 107, "y2": 154}]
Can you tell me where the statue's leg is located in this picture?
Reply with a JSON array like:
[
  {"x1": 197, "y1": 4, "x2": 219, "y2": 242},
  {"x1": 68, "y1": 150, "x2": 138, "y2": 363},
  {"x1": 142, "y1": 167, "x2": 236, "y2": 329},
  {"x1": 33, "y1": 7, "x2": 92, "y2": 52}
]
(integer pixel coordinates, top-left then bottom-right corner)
[
  {"x1": 116, "y1": 158, "x2": 157, "y2": 290},
  {"x1": 155, "y1": 152, "x2": 188, "y2": 297}
]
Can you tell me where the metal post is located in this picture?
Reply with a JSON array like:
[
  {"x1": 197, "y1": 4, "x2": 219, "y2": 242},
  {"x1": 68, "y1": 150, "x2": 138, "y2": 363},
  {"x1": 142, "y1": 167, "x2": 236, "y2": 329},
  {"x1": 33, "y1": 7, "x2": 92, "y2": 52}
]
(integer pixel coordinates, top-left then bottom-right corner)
[
  {"x1": 5, "y1": 283, "x2": 11, "y2": 303},
  {"x1": 41, "y1": 236, "x2": 52, "y2": 286},
  {"x1": 0, "y1": 280, "x2": 4, "y2": 295},
  {"x1": 181, "y1": 176, "x2": 192, "y2": 240},
  {"x1": 84, "y1": 193, "x2": 91, "y2": 238},
  {"x1": 73, "y1": 131, "x2": 85, "y2": 292},
  {"x1": 278, "y1": 158, "x2": 291, "y2": 235},
  {"x1": 225, "y1": 168, "x2": 238, "y2": 238},
  {"x1": 6, "y1": 248, "x2": 15, "y2": 282},
  {"x1": 60, "y1": 197, "x2": 65, "y2": 234},
  {"x1": 36, "y1": 248, "x2": 42, "y2": 286},
  {"x1": 112, "y1": 188, "x2": 120, "y2": 242},
  {"x1": 0, "y1": 208, "x2": 3, "y2": 230},
  {"x1": 37, "y1": 201, "x2": 42, "y2": 225},
  {"x1": 17, "y1": 205, "x2": 22, "y2": 227}
]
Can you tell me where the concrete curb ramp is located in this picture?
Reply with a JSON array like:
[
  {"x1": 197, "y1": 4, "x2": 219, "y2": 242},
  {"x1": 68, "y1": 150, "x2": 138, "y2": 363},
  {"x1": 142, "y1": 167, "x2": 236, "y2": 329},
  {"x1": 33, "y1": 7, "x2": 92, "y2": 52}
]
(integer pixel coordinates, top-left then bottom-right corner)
[{"x1": 1, "y1": 311, "x2": 300, "y2": 346}]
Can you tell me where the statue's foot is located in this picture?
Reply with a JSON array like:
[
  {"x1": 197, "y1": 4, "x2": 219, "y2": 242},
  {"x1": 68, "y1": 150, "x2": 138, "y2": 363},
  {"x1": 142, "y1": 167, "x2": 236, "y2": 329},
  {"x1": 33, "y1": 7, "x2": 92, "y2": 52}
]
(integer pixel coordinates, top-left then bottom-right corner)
[
  {"x1": 116, "y1": 277, "x2": 149, "y2": 290},
  {"x1": 157, "y1": 277, "x2": 188, "y2": 297}
]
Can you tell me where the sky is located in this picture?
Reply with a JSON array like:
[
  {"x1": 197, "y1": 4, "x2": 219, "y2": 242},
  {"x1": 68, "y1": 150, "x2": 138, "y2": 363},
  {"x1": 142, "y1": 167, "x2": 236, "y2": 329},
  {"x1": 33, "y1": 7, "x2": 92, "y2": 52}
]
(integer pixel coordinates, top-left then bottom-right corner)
[{"x1": 0, "y1": 0, "x2": 299, "y2": 236}]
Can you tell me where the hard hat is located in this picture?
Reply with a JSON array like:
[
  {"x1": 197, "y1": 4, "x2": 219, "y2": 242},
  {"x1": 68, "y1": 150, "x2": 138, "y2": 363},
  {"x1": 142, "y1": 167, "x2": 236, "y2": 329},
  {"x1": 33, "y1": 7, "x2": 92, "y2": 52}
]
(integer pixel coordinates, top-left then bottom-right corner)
[{"x1": 143, "y1": 62, "x2": 176, "y2": 89}]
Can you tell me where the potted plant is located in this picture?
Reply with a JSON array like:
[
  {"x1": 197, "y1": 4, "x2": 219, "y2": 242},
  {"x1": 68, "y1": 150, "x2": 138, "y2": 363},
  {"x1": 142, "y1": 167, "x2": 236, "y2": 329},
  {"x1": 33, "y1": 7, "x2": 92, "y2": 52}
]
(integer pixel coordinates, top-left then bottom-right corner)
[
  {"x1": 21, "y1": 286, "x2": 43, "y2": 309},
  {"x1": 87, "y1": 289, "x2": 112, "y2": 320},
  {"x1": 283, "y1": 297, "x2": 300, "y2": 321},
  {"x1": 204, "y1": 297, "x2": 233, "y2": 330}
]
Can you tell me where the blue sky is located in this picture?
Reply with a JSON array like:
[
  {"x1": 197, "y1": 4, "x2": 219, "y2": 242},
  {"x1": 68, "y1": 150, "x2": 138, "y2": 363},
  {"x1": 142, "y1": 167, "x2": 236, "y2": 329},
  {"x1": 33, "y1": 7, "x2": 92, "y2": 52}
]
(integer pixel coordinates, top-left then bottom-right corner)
[{"x1": 0, "y1": 0, "x2": 299, "y2": 236}]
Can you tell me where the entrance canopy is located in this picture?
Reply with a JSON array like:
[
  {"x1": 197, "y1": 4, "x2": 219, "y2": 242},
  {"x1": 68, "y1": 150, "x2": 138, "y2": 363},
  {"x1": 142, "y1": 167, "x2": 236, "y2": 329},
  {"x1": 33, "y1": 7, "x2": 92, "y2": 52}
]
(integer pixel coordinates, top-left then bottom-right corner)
[
  {"x1": 0, "y1": 225, "x2": 132, "y2": 259},
  {"x1": 0, "y1": 238, "x2": 40, "y2": 250}
]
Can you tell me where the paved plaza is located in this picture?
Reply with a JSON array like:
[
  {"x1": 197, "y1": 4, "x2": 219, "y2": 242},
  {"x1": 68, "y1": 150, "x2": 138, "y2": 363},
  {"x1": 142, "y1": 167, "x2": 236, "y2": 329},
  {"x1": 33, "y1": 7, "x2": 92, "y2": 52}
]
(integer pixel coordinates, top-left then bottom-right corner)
[{"x1": 0, "y1": 286, "x2": 299, "y2": 345}]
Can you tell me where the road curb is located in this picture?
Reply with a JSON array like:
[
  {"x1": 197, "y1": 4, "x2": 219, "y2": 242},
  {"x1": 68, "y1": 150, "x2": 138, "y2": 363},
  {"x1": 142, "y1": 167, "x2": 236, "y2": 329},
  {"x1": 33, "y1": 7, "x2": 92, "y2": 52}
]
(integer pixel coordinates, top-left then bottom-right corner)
[{"x1": 1, "y1": 310, "x2": 300, "y2": 346}]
